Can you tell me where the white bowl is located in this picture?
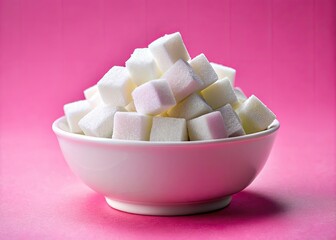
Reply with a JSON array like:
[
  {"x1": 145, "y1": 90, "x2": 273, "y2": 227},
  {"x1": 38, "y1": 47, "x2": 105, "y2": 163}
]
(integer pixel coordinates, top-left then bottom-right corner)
[{"x1": 52, "y1": 116, "x2": 280, "y2": 216}]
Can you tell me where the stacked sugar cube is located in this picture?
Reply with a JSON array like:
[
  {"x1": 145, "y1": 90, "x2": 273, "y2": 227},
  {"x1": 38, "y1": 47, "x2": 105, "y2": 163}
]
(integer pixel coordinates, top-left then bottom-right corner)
[{"x1": 64, "y1": 32, "x2": 276, "y2": 141}]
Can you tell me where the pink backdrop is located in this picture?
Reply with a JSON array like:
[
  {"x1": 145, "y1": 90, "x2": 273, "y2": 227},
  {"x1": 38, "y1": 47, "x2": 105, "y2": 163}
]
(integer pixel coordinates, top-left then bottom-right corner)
[{"x1": 1, "y1": 0, "x2": 335, "y2": 239}]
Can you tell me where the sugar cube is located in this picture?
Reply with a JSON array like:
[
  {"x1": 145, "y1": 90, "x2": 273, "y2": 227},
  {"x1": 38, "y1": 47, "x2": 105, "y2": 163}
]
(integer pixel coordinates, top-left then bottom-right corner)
[
  {"x1": 237, "y1": 95, "x2": 276, "y2": 134},
  {"x1": 187, "y1": 111, "x2": 227, "y2": 141},
  {"x1": 231, "y1": 87, "x2": 247, "y2": 110},
  {"x1": 112, "y1": 112, "x2": 152, "y2": 141},
  {"x1": 84, "y1": 85, "x2": 98, "y2": 100},
  {"x1": 217, "y1": 104, "x2": 245, "y2": 137},
  {"x1": 132, "y1": 78, "x2": 176, "y2": 115},
  {"x1": 234, "y1": 87, "x2": 247, "y2": 102},
  {"x1": 167, "y1": 93, "x2": 212, "y2": 120},
  {"x1": 97, "y1": 66, "x2": 136, "y2": 107},
  {"x1": 78, "y1": 105, "x2": 125, "y2": 138},
  {"x1": 84, "y1": 85, "x2": 103, "y2": 107},
  {"x1": 161, "y1": 59, "x2": 203, "y2": 102},
  {"x1": 210, "y1": 62, "x2": 236, "y2": 86},
  {"x1": 148, "y1": 32, "x2": 190, "y2": 72},
  {"x1": 64, "y1": 100, "x2": 93, "y2": 133},
  {"x1": 201, "y1": 77, "x2": 238, "y2": 109},
  {"x1": 150, "y1": 117, "x2": 188, "y2": 141},
  {"x1": 125, "y1": 48, "x2": 161, "y2": 86},
  {"x1": 189, "y1": 54, "x2": 218, "y2": 89},
  {"x1": 86, "y1": 92, "x2": 103, "y2": 108}
]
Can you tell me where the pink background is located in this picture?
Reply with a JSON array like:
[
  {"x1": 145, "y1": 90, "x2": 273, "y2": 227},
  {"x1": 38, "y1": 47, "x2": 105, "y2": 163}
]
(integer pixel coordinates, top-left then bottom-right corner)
[{"x1": 1, "y1": 0, "x2": 335, "y2": 239}]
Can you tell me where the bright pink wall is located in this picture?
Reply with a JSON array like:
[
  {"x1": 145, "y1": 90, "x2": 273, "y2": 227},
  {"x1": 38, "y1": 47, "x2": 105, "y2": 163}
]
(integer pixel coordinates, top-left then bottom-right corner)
[{"x1": 0, "y1": 0, "x2": 335, "y2": 133}]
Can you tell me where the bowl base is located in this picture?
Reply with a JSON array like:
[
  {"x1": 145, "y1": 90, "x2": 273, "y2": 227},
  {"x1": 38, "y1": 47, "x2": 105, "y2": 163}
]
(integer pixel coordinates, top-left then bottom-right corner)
[{"x1": 105, "y1": 196, "x2": 232, "y2": 216}]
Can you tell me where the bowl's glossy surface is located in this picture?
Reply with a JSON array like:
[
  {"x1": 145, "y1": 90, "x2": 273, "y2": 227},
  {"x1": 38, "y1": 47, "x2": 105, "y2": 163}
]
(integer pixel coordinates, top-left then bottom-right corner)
[{"x1": 52, "y1": 116, "x2": 279, "y2": 215}]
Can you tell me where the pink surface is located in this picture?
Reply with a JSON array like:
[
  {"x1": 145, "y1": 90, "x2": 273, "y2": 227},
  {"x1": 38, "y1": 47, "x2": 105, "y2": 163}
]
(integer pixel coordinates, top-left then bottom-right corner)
[{"x1": 0, "y1": 0, "x2": 335, "y2": 239}]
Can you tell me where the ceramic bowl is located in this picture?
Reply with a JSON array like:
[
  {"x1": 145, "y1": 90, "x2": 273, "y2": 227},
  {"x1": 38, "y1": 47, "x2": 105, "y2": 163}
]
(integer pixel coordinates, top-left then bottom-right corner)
[{"x1": 52, "y1": 116, "x2": 280, "y2": 216}]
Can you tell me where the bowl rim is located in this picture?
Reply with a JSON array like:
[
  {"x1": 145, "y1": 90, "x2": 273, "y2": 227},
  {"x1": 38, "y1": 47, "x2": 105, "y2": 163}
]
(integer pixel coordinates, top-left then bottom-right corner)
[{"x1": 52, "y1": 116, "x2": 280, "y2": 146}]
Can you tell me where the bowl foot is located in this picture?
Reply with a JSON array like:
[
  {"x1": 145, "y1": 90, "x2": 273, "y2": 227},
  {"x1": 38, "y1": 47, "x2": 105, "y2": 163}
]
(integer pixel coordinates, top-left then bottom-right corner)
[{"x1": 105, "y1": 196, "x2": 232, "y2": 216}]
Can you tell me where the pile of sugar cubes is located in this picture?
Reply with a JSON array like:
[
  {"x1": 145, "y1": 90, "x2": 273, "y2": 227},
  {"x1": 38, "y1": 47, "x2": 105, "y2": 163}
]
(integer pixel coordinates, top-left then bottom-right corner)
[{"x1": 64, "y1": 32, "x2": 276, "y2": 141}]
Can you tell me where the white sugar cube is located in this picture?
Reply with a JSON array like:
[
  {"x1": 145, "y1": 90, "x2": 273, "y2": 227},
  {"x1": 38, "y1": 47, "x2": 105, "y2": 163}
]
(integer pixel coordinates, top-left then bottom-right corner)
[
  {"x1": 112, "y1": 112, "x2": 152, "y2": 141},
  {"x1": 148, "y1": 32, "x2": 190, "y2": 72},
  {"x1": 125, "y1": 48, "x2": 161, "y2": 86},
  {"x1": 97, "y1": 66, "x2": 136, "y2": 107},
  {"x1": 84, "y1": 84, "x2": 104, "y2": 108},
  {"x1": 167, "y1": 93, "x2": 212, "y2": 120},
  {"x1": 84, "y1": 85, "x2": 103, "y2": 107},
  {"x1": 87, "y1": 92, "x2": 103, "y2": 108},
  {"x1": 237, "y1": 95, "x2": 276, "y2": 134},
  {"x1": 232, "y1": 87, "x2": 247, "y2": 110},
  {"x1": 161, "y1": 59, "x2": 203, "y2": 102},
  {"x1": 189, "y1": 54, "x2": 218, "y2": 89},
  {"x1": 132, "y1": 79, "x2": 176, "y2": 115},
  {"x1": 84, "y1": 85, "x2": 98, "y2": 100},
  {"x1": 210, "y1": 62, "x2": 236, "y2": 86},
  {"x1": 201, "y1": 77, "x2": 238, "y2": 109},
  {"x1": 234, "y1": 87, "x2": 247, "y2": 102},
  {"x1": 217, "y1": 104, "x2": 245, "y2": 137},
  {"x1": 150, "y1": 117, "x2": 188, "y2": 141},
  {"x1": 187, "y1": 111, "x2": 227, "y2": 141},
  {"x1": 64, "y1": 100, "x2": 93, "y2": 133},
  {"x1": 78, "y1": 105, "x2": 125, "y2": 138}
]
